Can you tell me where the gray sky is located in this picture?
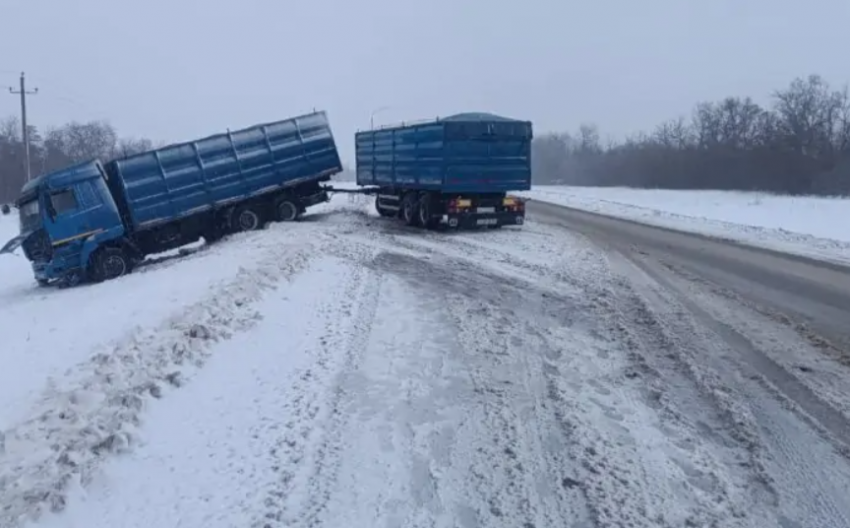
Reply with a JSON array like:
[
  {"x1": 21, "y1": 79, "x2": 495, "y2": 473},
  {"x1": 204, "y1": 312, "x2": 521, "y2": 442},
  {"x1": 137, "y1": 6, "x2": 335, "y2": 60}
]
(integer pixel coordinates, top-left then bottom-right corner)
[{"x1": 2, "y1": 0, "x2": 848, "y2": 164}]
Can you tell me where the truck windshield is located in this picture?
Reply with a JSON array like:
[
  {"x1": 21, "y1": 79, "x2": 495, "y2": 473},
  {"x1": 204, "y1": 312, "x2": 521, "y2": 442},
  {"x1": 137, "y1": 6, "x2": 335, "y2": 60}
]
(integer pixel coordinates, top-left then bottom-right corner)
[{"x1": 18, "y1": 198, "x2": 41, "y2": 232}]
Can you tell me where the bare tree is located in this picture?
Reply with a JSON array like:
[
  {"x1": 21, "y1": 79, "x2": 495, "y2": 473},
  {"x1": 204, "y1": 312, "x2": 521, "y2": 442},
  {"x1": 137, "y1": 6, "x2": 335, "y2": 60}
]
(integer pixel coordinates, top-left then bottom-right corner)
[
  {"x1": 532, "y1": 73, "x2": 850, "y2": 195},
  {"x1": 0, "y1": 118, "x2": 156, "y2": 204}
]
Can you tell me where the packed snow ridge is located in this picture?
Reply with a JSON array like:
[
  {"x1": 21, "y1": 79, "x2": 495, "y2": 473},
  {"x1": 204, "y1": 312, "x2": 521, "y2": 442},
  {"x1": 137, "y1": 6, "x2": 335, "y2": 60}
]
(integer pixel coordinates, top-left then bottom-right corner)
[
  {"x1": 522, "y1": 185, "x2": 850, "y2": 265},
  {"x1": 0, "y1": 231, "x2": 316, "y2": 525}
]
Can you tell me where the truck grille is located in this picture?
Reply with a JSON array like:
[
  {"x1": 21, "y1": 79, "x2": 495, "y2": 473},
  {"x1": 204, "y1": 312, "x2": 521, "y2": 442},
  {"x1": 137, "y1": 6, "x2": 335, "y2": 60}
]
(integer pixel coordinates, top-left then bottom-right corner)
[{"x1": 22, "y1": 229, "x2": 53, "y2": 263}]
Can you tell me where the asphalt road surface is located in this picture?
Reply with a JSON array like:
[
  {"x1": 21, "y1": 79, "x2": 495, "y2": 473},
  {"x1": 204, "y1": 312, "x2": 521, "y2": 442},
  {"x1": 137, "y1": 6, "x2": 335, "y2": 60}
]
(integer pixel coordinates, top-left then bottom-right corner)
[
  {"x1": 529, "y1": 199, "x2": 850, "y2": 354},
  {"x1": 530, "y1": 199, "x2": 850, "y2": 528}
]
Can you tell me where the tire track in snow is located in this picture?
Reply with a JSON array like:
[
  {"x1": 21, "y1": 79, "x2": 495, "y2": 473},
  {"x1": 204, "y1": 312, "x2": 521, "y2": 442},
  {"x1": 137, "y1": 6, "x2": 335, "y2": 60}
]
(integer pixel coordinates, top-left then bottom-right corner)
[
  {"x1": 290, "y1": 268, "x2": 382, "y2": 528},
  {"x1": 444, "y1": 294, "x2": 593, "y2": 528},
  {"x1": 0, "y1": 239, "x2": 316, "y2": 528},
  {"x1": 460, "y1": 240, "x2": 768, "y2": 527},
  {"x1": 254, "y1": 242, "x2": 382, "y2": 528},
  {"x1": 621, "y1": 254, "x2": 850, "y2": 527},
  {"x1": 599, "y1": 254, "x2": 782, "y2": 522},
  {"x1": 371, "y1": 233, "x2": 782, "y2": 527},
  {"x1": 655, "y1": 259, "x2": 850, "y2": 434},
  {"x1": 562, "y1": 282, "x2": 776, "y2": 528}
]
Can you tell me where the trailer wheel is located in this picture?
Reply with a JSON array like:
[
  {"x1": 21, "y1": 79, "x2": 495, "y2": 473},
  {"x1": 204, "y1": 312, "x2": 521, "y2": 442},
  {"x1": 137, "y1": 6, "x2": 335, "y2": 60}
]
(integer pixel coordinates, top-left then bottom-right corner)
[
  {"x1": 275, "y1": 199, "x2": 300, "y2": 222},
  {"x1": 401, "y1": 193, "x2": 421, "y2": 227},
  {"x1": 417, "y1": 194, "x2": 437, "y2": 229},
  {"x1": 90, "y1": 247, "x2": 131, "y2": 282},
  {"x1": 234, "y1": 205, "x2": 263, "y2": 232}
]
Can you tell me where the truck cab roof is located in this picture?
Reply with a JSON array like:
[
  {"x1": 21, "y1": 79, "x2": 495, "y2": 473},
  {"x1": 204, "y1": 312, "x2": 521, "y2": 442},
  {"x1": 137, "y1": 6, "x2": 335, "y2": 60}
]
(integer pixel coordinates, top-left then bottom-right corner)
[{"x1": 17, "y1": 160, "x2": 104, "y2": 204}]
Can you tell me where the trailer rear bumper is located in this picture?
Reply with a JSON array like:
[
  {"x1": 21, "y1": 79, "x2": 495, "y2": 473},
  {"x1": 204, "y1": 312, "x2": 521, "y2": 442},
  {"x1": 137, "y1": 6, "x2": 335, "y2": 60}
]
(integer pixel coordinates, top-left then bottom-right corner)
[{"x1": 440, "y1": 211, "x2": 525, "y2": 229}]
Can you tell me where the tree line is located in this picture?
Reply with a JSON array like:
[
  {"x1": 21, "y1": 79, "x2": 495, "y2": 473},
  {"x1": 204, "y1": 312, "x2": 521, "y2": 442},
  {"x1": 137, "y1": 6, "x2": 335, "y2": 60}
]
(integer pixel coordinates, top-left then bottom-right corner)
[
  {"x1": 532, "y1": 74, "x2": 850, "y2": 195},
  {"x1": 0, "y1": 118, "x2": 155, "y2": 204}
]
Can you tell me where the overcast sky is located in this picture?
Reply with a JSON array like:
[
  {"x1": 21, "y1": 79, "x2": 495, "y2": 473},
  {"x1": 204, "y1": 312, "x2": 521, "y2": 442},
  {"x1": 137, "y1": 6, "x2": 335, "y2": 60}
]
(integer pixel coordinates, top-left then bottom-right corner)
[{"x1": 1, "y1": 0, "x2": 848, "y2": 164}]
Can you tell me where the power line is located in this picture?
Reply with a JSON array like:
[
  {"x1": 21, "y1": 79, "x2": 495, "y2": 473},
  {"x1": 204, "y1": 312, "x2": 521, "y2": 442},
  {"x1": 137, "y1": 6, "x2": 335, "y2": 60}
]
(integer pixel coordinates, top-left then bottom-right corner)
[{"x1": 8, "y1": 72, "x2": 38, "y2": 182}]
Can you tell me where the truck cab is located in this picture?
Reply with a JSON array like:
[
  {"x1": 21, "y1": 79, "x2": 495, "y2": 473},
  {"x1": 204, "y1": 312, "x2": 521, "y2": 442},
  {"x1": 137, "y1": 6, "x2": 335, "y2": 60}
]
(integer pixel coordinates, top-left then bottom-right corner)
[{"x1": 1, "y1": 160, "x2": 126, "y2": 285}]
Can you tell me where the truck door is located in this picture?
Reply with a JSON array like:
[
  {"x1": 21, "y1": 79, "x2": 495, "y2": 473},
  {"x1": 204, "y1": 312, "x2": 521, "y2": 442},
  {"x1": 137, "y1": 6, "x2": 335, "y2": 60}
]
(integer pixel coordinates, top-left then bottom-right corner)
[{"x1": 45, "y1": 187, "x2": 91, "y2": 244}]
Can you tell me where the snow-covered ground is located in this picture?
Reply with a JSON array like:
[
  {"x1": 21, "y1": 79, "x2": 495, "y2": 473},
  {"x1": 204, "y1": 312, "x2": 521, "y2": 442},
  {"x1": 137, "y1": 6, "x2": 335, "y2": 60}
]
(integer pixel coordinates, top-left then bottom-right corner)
[
  {"x1": 1, "y1": 192, "x2": 849, "y2": 528},
  {"x1": 521, "y1": 186, "x2": 850, "y2": 265}
]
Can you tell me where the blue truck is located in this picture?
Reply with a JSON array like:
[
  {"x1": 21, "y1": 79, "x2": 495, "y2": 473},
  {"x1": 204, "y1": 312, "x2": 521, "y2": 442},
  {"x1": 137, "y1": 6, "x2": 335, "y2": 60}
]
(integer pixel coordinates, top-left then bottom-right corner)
[
  {"x1": 1, "y1": 110, "x2": 342, "y2": 286},
  {"x1": 355, "y1": 112, "x2": 532, "y2": 229}
]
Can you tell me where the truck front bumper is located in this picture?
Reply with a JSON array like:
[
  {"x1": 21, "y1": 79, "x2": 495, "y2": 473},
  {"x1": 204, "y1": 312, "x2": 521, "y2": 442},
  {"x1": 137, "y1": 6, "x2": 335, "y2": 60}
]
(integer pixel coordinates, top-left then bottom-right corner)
[
  {"x1": 440, "y1": 211, "x2": 525, "y2": 229},
  {"x1": 31, "y1": 248, "x2": 84, "y2": 284}
]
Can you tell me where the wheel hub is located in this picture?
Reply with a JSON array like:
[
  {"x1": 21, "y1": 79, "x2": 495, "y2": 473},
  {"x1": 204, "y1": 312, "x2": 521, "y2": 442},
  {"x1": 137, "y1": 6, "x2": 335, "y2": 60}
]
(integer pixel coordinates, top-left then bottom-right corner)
[
  {"x1": 103, "y1": 255, "x2": 127, "y2": 278},
  {"x1": 239, "y1": 210, "x2": 259, "y2": 230},
  {"x1": 279, "y1": 202, "x2": 297, "y2": 221}
]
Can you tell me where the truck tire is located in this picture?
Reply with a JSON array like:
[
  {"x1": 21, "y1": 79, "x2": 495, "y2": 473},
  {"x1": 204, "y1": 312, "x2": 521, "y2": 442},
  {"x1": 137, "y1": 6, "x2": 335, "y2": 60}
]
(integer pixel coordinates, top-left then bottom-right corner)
[
  {"x1": 90, "y1": 247, "x2": 131, "y2": 282},
  {"x1": 233, "y1": 205, "x2": 263, "y2": 232},
  {"x1": 375, "y1": 196, "x2": 395, "y2": 218},
  {"x1": 401, "y1": 193, "x2": 421, "y2": 227},
  {"x1": 275, "y1": 198, "x2": 300, "y2": 222},
  {"x1": 60, "y1": 271, "x2": 83, "y2": 288},
  {"x1": 417, "y1": 194, "x2": 438, "y2": 229}
]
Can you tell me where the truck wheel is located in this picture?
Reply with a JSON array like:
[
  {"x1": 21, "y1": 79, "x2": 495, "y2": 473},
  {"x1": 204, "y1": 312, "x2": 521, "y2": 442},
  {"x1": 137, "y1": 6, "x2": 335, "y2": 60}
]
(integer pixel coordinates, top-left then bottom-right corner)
[
  {"x1": 417, "y1": 194, "x2": 437, "y2": 229},
  {"x1": 401, "y1": 194, "x2": 421, "y2": 227},
  {"x1": 275, "y1": 199, "x2": 300, "y2": 222},
  {"x1": 60, "y1": 271, "x2": 83, "y2": 288},
  {"x1": 375, "y1": 196, "x2": 395, "y2": 217},
  {"x1": 36, "y1": 278, "x2": 49, "y2": 287},
  {"x1": 91, "y1": 247, "x2": 131, "y2": 282},
  {"x1": 234, "y1": 206, "x2": 263, "y2": 232}
]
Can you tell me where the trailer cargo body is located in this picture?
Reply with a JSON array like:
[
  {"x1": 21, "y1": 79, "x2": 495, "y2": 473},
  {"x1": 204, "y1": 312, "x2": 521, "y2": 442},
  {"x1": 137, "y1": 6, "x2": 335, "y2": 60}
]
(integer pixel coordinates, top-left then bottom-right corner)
[
  {"x1": 2, "y1": 110, "x2": 342, "y2": 286},
  {"x1": 355, "y1": 112, "x2": 532, "y2": 229},
  {"x1": 107, "y1": 111, "x2": 340, "y2": 233}
]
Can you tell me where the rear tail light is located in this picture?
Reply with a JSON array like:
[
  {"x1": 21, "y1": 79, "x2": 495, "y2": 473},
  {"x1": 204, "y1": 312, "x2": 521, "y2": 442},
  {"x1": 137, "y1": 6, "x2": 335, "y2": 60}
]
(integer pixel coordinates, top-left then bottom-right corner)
[
  {"x1": 503, "y1": 196, "x2": 525, "y2": 212},
  {"x1": 447, "y1": 198, "x2": 471, "y2": 214}
]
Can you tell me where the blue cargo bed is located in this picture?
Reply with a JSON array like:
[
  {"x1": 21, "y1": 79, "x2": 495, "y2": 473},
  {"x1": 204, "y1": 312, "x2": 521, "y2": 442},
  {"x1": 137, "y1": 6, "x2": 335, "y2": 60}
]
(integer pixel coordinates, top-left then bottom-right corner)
[
  {"x1": 105, "y1": 110, "x2": 342, "y2": 231},
  {"x1": 355, "y1": 112, "x2": 532, "y2": 194}
]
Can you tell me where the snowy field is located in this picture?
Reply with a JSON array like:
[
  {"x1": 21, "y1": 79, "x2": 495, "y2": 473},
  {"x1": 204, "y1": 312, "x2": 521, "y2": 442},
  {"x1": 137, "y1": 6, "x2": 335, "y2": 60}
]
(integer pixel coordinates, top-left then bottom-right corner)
[
  {"x1": 521, "y1": 186, "x2": 850, "y2": 265},
  {"x1": 1, "y1": 192, "x2": 849, "y2": 527}
]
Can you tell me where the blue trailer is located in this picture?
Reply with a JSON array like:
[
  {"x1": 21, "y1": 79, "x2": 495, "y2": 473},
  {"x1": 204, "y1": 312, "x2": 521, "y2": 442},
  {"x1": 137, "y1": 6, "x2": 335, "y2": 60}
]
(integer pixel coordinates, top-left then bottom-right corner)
[
  {"x1": 2, "y1": 110, "x2": 342, "y2": 286},
  {"x1": 355, "y1": 112, "x2": 532, "y2": 229}
]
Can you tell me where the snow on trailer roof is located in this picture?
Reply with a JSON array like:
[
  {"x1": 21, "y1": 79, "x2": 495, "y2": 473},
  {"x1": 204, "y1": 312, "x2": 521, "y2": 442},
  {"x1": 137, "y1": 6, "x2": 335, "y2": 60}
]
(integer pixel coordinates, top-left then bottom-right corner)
[
  {"x1": 441, "y1": 112, "x2": 520, "y2": 122},
  {"x1": 364, "y1": 112, "x2": 525, "y2": 132}
]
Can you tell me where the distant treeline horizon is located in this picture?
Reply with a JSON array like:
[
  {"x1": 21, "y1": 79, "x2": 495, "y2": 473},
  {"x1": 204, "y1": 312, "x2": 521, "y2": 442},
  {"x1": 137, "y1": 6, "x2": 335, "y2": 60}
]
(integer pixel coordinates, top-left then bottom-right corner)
[{"x1": 532, "y1": 73, "x2": 850, "y2": 196}]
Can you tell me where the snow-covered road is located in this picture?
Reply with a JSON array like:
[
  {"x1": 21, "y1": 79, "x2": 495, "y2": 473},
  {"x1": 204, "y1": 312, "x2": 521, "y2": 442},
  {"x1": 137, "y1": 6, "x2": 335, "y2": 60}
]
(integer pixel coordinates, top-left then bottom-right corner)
[{"x1": 2, "y1": 193, "x2": 849, "y2": 528}]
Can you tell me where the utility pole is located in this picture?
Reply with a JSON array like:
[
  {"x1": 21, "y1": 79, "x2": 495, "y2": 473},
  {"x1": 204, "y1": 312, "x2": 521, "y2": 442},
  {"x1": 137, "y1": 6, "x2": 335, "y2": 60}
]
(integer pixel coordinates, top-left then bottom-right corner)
[{"x1": 9, "y1": 72, "x2": 38, "y2": 182}]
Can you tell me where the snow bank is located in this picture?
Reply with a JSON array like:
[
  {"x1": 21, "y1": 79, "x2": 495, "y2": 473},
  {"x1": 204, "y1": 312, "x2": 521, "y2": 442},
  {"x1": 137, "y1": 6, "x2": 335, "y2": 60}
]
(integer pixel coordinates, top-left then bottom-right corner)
[
  {"x1": 31, "y1": 255, "x2": 370, "y2": 528},
  {"x1": 0, "y1": 227, "x2": 316, "y2": 527},
  {"x1": 0, "y1": 231, "x2": 290, "y2": 431},
  {"x1": 0, "y1": 195, "x2": 374, "y2": 527},
  {"x1": 522, "y1": 186, "x2": 850, "y2": 264},
  {"x1": 0, "y1": 213, "x2": 32, "y2": 295}
]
